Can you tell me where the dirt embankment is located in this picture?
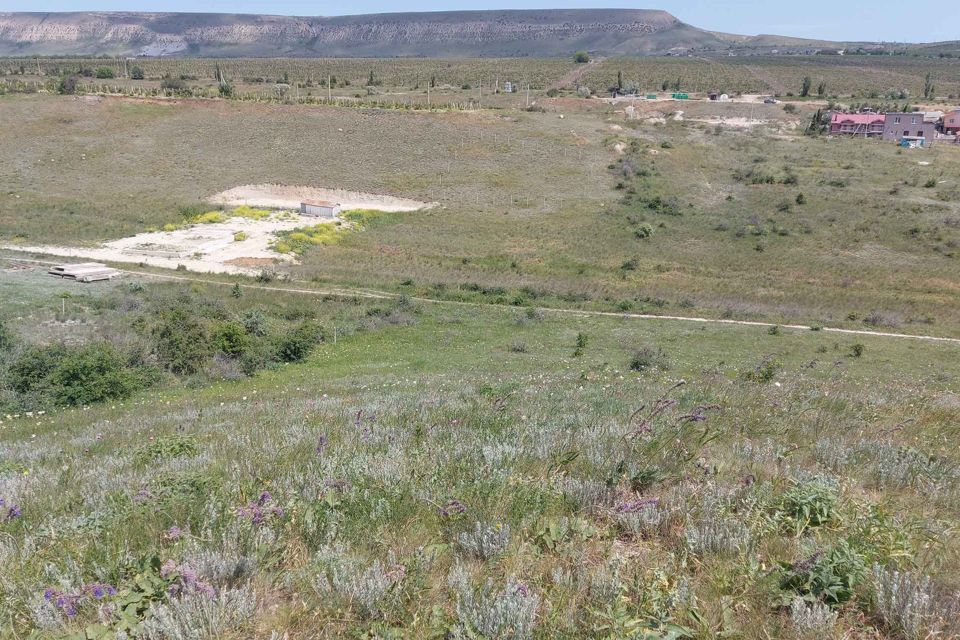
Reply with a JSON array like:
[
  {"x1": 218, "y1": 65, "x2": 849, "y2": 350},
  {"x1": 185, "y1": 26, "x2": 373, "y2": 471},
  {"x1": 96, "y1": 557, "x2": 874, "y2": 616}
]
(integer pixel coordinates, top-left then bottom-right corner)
[{"x1": 209, "y1": 184, "x2": 435, "y2": 212}]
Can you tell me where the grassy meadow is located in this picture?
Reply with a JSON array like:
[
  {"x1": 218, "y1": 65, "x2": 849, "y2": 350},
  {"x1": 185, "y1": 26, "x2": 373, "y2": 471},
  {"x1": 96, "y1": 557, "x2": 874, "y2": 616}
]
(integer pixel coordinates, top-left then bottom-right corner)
[
  {"x1": 1, "y1": 91, "x2": 959, "y2": 335},
  {"x1": 1, "y1": 53, "x2": 959, "y2": 639},
  {"x1": 1, "y1": 268, "x2": 959, "y2": 638}
]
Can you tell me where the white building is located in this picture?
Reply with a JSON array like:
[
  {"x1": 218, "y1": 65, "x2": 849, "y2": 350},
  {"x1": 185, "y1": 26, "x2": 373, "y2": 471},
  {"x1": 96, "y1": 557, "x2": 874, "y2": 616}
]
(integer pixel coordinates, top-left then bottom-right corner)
[{"x1": 300, "y1": 200, "x2": 342, "y2": 217}]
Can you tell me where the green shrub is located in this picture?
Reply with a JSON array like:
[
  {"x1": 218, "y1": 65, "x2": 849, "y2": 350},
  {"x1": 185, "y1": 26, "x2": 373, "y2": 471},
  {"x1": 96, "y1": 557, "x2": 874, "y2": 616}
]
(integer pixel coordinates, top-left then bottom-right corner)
[
  {"x1": 49, "y1": 343, "x2": 144, "y2": 407},
  {"x1": 8, "y1": 344, "x2": 68, "y2": 396},
  {"x1": 241, "y1": 309, "x2": 270, "y2": 337},
  {"x1": 160, "y1": 77, "x2": 186, "y2": 91},
  {"x1": 152, "y1": 307, "x2": 210, "y2": 375},
  {"x1": 779, "y1": 478, "x2": 838, "y2": 533},
  {"x1": 744, "y1": 356, "x2": 781, "y2": 382},
  {"x1": 94, "y1": 67, "x2": 115, "y2": 79},
  {"x1": 629, "y1": 345, "x2": 668, "y2": 371},
  {"x1": 212, "y1": 321, "x2": 251, "y2": 357},
  {"x1": 778, "y1": 540, "x2": 865, "y2": 606},
  {"x1": 130, "y1": 66, "x2": 145, "y2": 80},
  {"x1": 135, "y1": 435, "x2": 200, "y2": 464},
  {"x1": 573, "y1": 51, "x2": 590, "y2": 64},
  {"x1": 8, "y1": 343, "x2": 147, "y2": 408},
  {"x1": 0, "y1": 318, "x2": 13, "y2": 351},
  {"x1": 275, "y1": 320, "x2": 324, "y2": 363},
  {"x1": 57, "y1": 75, "x2": 79, "y2": 95},
  {"x1": 572, "y1": 332, "x2": 588, "y2": 356}
]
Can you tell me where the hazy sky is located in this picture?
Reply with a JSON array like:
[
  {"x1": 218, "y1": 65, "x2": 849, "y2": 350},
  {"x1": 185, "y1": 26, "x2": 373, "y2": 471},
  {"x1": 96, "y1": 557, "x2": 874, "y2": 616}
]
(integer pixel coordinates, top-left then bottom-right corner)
[{"x1": 1, "y1": 0, "x2": 953, "y2": 43}]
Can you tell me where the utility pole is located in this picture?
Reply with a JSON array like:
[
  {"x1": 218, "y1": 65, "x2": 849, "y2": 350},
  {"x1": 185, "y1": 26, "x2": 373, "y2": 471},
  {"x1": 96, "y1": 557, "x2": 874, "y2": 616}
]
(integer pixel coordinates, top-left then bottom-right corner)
[
  {"x1": 526, "y1": 85, "x2": 530, "y2": 108},
  {"x1": 427, "y1": 81, "x2": 430, "y2": 108},
  {"x1": 327, "y1": 73, "x2": 331, "y2": 101}
]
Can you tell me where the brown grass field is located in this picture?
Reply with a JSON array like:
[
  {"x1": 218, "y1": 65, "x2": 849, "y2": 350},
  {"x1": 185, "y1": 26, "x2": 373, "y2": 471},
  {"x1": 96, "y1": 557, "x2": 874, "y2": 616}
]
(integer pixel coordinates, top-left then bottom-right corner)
[{"x1": 2, "y1": 89, "x2": 958, "y2": 335}]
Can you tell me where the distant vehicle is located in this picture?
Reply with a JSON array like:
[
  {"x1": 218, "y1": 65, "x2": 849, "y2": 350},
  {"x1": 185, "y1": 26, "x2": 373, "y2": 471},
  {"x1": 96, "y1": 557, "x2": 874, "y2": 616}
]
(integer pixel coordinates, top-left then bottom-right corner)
[{"x1": 763, "y1": 97, "x2": 780, "y2": 104}]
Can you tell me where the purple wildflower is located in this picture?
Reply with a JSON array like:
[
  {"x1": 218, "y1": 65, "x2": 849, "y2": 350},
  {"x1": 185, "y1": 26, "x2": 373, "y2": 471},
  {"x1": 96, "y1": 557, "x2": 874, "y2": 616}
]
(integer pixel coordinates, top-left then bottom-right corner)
[
  {"x1": 323, "y1": 477, "x2": 351, "y2": 492},
  {"x1": 793, "y1": 551, "x2": 824, "y2": 574},
  {"x1": 614, "y1": 498, "x2": 660, "y2": 514},
  {"x1": 165, "y1": 525, "x2": 185, "y2": 540},
  {"x1": 159, "y1": 560, "x2": 217, "y2": 599},
  {"x1": 160, "y1": 559, "x2": 178, "y2": 578},
  {"x1": 82, "y1": 583, "x2": 117, "y2": 599},
  {"x1": 236, "y1": 491, "x2": 284, "y2": 525},
  {"x1": 437, "y1": 499, "x2": 467, "y2": 517},
  {"x1": 0, "y1": 498, "x2": 21, "y2": 523},
  {"x1": 42, "y1": 588, "x2": 83, "y2": 617},
  {"x1": 512, "y1": 582, "x2": 531, "y2": 597},
  {"x1": 316, "y1": 434, "x2": 328, "y2": 455}
]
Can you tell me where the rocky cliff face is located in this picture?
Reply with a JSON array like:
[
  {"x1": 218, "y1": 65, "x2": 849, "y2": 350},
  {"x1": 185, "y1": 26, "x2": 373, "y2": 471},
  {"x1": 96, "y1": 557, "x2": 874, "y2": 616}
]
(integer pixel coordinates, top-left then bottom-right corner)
[{"x1": 0, "y1": 9, "x2": 722, "y2": 57}]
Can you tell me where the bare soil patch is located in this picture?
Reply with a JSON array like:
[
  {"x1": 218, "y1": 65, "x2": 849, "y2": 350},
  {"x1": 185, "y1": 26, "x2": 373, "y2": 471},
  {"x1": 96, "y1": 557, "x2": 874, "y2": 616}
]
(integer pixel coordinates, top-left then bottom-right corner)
[
  {"x1": 209, "y1": 184, "x2": 435, "y2": 212},
  {"x1": 3, "y1": 213, "x2": 305, "y2": 275}
]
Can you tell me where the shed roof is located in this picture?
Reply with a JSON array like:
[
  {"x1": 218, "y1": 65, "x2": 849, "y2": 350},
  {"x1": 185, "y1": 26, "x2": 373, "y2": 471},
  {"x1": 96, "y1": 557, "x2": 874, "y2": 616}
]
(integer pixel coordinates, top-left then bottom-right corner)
[{"x1": 301, "y1": 200, "x2": 341, "y2": 208}]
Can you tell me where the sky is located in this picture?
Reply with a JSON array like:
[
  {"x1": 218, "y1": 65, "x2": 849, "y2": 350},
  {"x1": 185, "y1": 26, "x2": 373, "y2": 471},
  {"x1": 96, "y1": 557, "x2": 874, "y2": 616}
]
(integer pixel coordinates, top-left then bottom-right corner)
[{"x1": 0, "y1": 0, "x2": 953, "y2": 43}]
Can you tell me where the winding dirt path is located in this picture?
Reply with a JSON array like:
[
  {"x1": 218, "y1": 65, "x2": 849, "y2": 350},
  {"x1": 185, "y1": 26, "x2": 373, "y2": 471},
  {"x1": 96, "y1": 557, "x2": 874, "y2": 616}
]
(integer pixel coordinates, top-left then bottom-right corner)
[{"x1": 551, "y1": 57, "x2": 606, "y2": 90}]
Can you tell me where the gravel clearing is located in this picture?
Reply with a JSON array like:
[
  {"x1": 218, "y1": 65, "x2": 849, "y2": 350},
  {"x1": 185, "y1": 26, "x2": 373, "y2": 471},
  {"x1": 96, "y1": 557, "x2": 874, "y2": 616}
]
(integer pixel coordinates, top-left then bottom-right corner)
[
  {"x1": 3, "y1": 185, "x2": 431, "y2": 276},
  {"x1": 2, "y1": 213, "x2": 308, "y2": 275},
  {"x1": 209, "y1": 184, "x2": 435, "y2": 212}
]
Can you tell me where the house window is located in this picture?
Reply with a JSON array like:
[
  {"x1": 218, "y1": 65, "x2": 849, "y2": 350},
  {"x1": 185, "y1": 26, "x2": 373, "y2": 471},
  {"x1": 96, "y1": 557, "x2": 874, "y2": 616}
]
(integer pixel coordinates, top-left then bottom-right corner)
[
  {"x1": 894, "y1": 116, "x2": 901, "y2": 124},
  {"x1": 911, "y1": 116, "x2": 918, "y2": 124}
]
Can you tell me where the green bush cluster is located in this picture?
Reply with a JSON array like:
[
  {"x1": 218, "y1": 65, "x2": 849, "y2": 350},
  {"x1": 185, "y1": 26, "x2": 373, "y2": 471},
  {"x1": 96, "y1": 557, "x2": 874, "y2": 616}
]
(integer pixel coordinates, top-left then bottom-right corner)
[
  {"x1": 1, "y1": 287, "x2": 328, "y2": 412},
  {"x1": 7, "y1": 343, "x2": 153, "y2": 409}
]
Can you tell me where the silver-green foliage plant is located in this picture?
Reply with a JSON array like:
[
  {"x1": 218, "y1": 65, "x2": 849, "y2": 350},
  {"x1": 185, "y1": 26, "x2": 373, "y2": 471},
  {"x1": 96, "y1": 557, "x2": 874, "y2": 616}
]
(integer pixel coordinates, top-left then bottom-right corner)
[
  {"x1": 454, "y1": 579, "x2": 539, "y2": 640},
  {"x1": 137, "y1": 586, "x2": 257, "y2": 640},
  {"x1": 457, "y1": 521, "x2": 511, "y2": 561},
  {"x1": 684, "y1": 513, "x2": 753, "y2": 556},
  {"x1": 312, "y1": 558, "x2": 400, "y2": 619},
  {"x1": 790, "y1": 596, "x2": 838, "y2": 636},
  {"x1": 870, "y1": 565, "x2": 934, "y2": 639}
]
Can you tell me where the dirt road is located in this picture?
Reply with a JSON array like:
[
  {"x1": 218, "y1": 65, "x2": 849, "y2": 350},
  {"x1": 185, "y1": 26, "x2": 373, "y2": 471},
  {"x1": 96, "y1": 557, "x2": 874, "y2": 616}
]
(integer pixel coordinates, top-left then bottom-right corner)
[
  {"x1": 550, "y1": 57, "x2": 606, "y2": 90},
  {"x1": 6, "y1": 254, "x2": 959, "y2": 345}
]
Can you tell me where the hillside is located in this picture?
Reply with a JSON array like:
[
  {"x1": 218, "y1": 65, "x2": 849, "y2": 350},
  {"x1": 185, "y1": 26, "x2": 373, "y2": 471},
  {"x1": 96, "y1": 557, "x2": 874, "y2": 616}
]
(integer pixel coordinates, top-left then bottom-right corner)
[
  {"x1": 0, "y1": 9, "x2": 732, "y2": 57},
  {"x1": 1, "y1": 38, "x2": 960, "y2": 638},
  {"x1": 3, "y1": 10, "x2": 948, "y2": 58}
]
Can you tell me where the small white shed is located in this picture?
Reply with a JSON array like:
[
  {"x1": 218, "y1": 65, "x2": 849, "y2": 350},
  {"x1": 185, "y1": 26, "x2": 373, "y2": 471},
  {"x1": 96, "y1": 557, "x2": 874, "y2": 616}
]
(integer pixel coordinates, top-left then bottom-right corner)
[{"x1": 300, "y1": 200, "x2": 342, "y2": 217}]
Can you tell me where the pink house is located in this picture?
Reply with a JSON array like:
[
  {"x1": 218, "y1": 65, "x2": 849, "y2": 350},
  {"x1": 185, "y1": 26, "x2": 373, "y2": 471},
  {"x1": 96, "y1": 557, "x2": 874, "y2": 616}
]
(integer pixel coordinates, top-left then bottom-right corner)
[
  {"x1": 944, "y1": 109, "x2": 960, "y2": 135},
  {"x1": 829, "y1": 112, "x2": 886, "y2": 137}
]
